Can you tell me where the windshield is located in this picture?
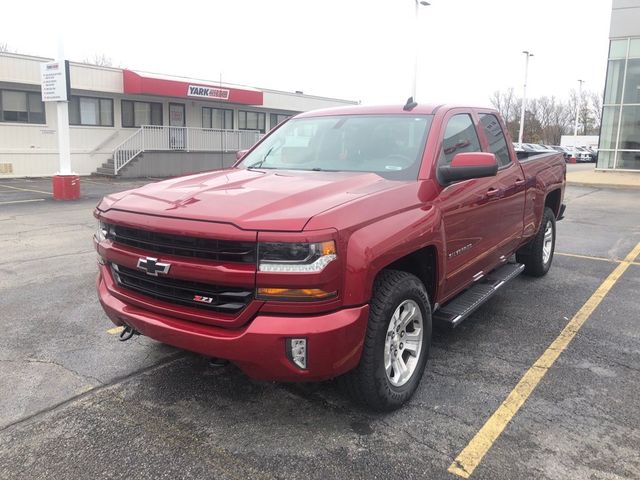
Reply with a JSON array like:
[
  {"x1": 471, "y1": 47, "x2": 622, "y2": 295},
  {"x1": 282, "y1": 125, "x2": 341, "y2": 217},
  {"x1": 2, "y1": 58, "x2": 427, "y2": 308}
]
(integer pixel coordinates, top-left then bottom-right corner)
[{"x1": 237, "y1": 114, "x2": 433, "y2": 180}]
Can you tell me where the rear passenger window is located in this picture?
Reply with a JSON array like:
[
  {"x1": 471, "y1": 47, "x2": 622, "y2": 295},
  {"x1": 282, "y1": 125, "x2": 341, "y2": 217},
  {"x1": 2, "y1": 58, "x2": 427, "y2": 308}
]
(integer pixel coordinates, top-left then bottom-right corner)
[
  {"x1": 439, "y1": 114, "x2": 482, "y2": 165},
  {"x1": 479, "y1": 114, "x2": 511, "y2": 167}
]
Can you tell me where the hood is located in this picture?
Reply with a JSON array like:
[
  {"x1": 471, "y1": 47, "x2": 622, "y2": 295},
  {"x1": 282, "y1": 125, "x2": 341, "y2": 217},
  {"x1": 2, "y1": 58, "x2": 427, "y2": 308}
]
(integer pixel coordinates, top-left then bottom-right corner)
[{"x1": 99, "y1": 168, "x2": 399, "y2": 231}]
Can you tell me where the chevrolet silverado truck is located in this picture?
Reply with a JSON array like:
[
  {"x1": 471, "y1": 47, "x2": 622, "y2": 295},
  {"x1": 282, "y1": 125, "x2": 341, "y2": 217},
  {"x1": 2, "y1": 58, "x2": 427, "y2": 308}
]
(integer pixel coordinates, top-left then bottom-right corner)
[{"x1": 94, "y1": 102, "x2": 566, "y2": 411}]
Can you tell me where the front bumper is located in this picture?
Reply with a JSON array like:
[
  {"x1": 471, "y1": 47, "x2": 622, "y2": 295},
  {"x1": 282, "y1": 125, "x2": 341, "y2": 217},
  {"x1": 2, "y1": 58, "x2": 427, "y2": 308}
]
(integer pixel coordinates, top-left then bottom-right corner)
[{"x1": 97, "y1": 271, "x2": 369, "y2": 382}]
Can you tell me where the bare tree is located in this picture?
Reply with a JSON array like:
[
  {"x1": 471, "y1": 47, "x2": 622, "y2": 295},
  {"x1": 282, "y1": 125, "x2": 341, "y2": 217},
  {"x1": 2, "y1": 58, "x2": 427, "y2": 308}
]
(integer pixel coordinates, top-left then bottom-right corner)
[
  {"x1": 83, "y1": 53, "x2": 113, "y2": 67},
  {"x1": 589, "y1": 91, "x2": 603, "y2": 130},
  {"x1": 490, "y1": 88, "x2": 517, "y2": 124}
]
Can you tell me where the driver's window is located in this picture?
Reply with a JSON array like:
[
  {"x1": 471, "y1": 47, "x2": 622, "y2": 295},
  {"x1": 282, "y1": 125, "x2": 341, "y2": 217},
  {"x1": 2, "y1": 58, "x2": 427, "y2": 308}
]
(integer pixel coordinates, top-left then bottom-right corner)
[{"x1": 439, "y1": 114, "x2": 482, "y2": 166}]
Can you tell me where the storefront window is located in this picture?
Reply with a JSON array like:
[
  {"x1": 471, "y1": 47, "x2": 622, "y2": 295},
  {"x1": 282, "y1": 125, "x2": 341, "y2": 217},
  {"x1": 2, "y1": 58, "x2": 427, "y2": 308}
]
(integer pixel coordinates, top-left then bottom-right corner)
[
  {"x1": 618, "y1": 106, "x2": 640, "y2": 150},
  {"x1": 202, "y1": 107, "x2": 233, "y2": 129},
  {"x1": 609, "y1": 39, "x2": 628, "y2": 59},
  {"x1": 596, "y1": 151, "x2": 616, "y2": 169},
  {"x1": 69, "y1": 96, "x2": 113, "y2": 126},
  {"x1": 269, "y1": 113, "x2": 291, "y2": 130},
  {"x1": 238, "y1": 110, "x2": 265, "y2": 133},
  {"x1": 599, "y1": 106, "x2": 620, "y2": 150},
  {"x1": 617, "y1": 151, "x2": 640, "y2": 170},
  {"x1": 121, "y1": 100, "x2": 162, "y2": 128},
  {"x1": 604, "y1": 60, "x2": 626, "y2": 104},
  {"x1": 0, "y1": 90, "x2": 46, "y2": 124},
  {"x1": 630, "y1": 38, "x2": 640, "y2": 58},
  {"x1": 623, "y1": 59, "x2": 640, "y2": 104}
]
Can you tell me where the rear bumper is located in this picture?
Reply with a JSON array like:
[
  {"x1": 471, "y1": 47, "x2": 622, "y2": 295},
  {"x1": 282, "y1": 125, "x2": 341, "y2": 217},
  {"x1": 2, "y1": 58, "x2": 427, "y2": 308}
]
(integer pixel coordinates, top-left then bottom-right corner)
[{"x1": 97, "y1": 272, "x2": 369, "y2": 381}]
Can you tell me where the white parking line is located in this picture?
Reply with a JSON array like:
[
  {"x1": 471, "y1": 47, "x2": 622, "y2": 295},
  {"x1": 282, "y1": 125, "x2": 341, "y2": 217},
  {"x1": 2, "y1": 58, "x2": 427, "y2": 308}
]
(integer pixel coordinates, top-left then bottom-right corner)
[
  {"x1": 0, "y1": 184, "x2": 53, "y2": 195},
  {"x1": 0, "y1": 198, "x2": 46, "y2": 205}
]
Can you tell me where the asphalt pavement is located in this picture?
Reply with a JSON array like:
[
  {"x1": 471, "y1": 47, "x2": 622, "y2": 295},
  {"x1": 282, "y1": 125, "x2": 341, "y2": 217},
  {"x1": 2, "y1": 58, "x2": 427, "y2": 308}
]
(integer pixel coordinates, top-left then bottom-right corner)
[{"x1": 0, "y1": 178, "x2": 638, "y2": 479}]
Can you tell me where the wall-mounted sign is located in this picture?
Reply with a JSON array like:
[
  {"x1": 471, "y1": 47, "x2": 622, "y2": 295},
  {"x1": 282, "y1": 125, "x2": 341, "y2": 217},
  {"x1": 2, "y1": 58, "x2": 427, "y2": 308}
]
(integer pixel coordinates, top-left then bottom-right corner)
[
  {"x1": 187, "y1": 85, "x2": 230, "y2": 101},
  {"x1": 40, "y1": 61, "x2": 71, "y2": 102}
]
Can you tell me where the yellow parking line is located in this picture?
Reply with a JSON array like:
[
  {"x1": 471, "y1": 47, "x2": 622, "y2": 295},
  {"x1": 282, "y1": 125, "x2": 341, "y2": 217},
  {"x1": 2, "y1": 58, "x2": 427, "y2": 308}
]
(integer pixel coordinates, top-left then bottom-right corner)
[
  {"x1": 0, "y1": 183, "x2": 53, "y2": 195},
  {"x1": 555, "y1": 252, "x2": 619, "y2": 263},
  {"x1": 106, "y1": 326, "x2": 124, "y2": 335},
  {"x1": 448, "y1": 241, "x2": 640, "y2": 479}
]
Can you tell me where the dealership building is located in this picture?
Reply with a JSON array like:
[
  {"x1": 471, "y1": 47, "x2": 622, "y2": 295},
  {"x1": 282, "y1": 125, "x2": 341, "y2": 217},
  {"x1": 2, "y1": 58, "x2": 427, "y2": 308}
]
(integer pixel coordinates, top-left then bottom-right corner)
[
  {"x1": 599, "y1": 0, "x2": 640, "y2": 171},
  {"x1": 0, "y1": 52, "x2": 356, "y2": 177}
]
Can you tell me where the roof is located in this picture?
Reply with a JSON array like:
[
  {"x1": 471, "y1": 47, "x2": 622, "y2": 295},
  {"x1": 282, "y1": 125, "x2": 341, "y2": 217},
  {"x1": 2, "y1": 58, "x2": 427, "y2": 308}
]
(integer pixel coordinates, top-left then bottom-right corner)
[{"x1": 294, "y1": 103, "x2": 496, "y2": 117}]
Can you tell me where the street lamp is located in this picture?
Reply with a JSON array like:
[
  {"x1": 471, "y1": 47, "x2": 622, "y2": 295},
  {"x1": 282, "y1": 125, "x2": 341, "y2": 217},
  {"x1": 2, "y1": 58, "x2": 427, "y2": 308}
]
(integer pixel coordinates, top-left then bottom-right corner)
[
  {"x1": 518, "y1": 50, "x2": 534, "y2": 145},
  {"x1": 573, "y1": 79, "x2": 585, "y2": 156},
  {"x1": 413, "y1": 0, "x2": 430, "y2": 100}
]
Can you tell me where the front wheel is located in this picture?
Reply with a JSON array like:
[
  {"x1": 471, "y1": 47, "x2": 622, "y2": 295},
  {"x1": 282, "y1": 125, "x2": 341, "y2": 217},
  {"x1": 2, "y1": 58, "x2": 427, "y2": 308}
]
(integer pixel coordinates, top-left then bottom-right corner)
[
  {"x1": 517, "y1": 207, "x2": 556, "y2": 277},
  {"x1": 341, "y1": 270, "x2": 432, "y2": 411}
]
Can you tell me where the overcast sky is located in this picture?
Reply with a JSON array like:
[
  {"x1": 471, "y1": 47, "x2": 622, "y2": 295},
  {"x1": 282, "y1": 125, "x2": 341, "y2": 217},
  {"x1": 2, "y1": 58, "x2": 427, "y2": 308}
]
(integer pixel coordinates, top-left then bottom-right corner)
[{"x1": 3, "y1": 0, "x2": 612, "y2": 106}]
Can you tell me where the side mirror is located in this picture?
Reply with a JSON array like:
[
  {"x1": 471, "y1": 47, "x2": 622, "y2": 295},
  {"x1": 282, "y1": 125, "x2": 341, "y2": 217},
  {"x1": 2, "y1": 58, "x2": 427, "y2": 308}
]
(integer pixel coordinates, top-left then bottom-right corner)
[
  {"x1": 438, "y1": 152, "x2": 498, "y2": 185},
  {"x1": 236, "y1": 149, "x2": 249, "y2": 161}
]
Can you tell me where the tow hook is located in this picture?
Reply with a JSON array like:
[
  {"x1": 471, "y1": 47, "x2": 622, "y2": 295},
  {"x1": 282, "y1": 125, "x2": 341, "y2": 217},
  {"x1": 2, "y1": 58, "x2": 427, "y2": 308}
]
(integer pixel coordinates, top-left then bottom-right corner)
[{"x1": 119, "y1": 325, "x2": 140, "y2": 342}]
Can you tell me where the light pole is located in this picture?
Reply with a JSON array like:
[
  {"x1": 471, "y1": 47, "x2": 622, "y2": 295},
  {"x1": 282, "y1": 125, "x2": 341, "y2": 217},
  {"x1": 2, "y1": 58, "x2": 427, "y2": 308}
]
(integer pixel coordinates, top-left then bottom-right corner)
[
  {"x1": 573, "y1": 79, "x2": 584, "y2": 155},
  {"x1": 413, "y1": 0, "x2": 430, "y2": 100},
  {"x1": 518, "y1": 50, "x2": 533, "y2": 145}
]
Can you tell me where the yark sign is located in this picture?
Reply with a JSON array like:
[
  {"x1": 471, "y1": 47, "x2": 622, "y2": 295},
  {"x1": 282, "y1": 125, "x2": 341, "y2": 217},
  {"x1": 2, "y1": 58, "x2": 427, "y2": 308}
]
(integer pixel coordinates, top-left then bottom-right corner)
[{"x1": 187, "y1": 85, "x2": 230, "y2": 101}]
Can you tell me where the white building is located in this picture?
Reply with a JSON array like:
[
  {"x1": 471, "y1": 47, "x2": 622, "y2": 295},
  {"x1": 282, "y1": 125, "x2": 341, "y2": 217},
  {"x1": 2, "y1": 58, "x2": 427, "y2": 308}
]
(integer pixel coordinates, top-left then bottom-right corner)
[{"x1": 0, "y1": 52, "x2": 357, "y2": 178}]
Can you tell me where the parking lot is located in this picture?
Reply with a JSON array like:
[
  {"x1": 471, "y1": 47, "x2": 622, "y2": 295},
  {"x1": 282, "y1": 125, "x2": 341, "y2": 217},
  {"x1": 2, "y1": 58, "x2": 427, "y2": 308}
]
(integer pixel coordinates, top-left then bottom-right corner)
[{"x1": 0, "y1": 176, "x2": 639, "y2": 479}]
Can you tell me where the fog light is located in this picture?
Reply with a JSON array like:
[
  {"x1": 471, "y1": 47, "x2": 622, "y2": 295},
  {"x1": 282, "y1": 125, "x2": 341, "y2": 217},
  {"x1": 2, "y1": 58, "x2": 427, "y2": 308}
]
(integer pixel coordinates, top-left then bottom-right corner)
[{"x1": 286, "y1": 338, "x2": 307, "y2": 369}]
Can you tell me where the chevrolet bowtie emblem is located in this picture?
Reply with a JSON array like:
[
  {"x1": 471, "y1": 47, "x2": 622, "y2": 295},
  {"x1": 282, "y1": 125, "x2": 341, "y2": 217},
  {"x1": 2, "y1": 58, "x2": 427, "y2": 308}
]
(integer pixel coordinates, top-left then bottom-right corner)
[{"x1": 137, "y1": 257, "x2": 171, "y2": 276}]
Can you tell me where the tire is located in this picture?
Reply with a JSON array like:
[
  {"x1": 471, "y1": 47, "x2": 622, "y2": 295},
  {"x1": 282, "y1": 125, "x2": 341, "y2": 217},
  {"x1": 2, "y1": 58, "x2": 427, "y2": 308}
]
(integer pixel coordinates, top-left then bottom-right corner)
[
  {"x1": 516, "y1": 207, "x2": 556, "y2": 277},
  {"x1": 340, "y1": 270, "x2": 432, "y2": 411}
]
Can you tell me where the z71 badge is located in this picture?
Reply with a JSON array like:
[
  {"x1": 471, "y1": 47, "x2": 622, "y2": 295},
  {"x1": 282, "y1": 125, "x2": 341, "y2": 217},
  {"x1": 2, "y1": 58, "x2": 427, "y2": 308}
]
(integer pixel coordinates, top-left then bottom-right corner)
[{"x1": 193, "y1": 295, "x2": 214, "y2": 304}]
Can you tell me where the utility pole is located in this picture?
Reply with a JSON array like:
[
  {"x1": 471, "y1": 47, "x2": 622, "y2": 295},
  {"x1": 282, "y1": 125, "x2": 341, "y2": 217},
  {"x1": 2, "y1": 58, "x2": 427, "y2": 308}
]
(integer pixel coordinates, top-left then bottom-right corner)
[
  {"x1": 518, "y1": 51, "x2": 533, "y2": 145},
  {"x1": 412, "y1": 0, "x2": 430, "y2": 100}
]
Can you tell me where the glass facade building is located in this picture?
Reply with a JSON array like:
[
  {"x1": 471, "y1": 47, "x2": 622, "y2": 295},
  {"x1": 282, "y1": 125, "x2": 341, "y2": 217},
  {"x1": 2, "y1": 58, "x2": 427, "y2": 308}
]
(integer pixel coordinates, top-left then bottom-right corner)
[
  {"x1": 599, "y1": 38, "x2": 640, "y2": 170},
  {"x1": 599, "y1": 1, "x2": 640, "y2": 170}
]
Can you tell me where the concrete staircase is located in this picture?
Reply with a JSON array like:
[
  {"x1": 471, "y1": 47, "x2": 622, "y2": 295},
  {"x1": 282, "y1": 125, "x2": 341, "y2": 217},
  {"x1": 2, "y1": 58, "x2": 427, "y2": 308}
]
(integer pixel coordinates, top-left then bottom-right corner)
[{"x1": 93, "y1": 157, "x2": 116, "y2": 177}]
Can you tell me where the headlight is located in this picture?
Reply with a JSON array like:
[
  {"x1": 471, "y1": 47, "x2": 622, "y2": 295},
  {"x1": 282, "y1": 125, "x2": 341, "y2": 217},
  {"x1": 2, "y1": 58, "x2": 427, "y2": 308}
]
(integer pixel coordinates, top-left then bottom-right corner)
[
  {"x1": 258, "y1": 241, "x2": 336, "y2": 273},
  {"x1": 96, "y1": 220, "x2": 109, "y2": 242}
]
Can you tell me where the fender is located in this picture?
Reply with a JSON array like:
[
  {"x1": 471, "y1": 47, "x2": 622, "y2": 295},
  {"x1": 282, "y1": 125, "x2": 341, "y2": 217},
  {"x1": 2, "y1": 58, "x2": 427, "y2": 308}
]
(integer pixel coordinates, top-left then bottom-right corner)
[{"x1": 342, "y1": 205, "x2": 445, "y2": 306}]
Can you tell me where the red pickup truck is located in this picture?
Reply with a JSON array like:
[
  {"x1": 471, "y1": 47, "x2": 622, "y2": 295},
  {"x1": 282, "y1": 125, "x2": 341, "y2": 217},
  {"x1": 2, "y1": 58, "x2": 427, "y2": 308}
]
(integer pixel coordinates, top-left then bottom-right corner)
[{"x1": 94, "y1": 103, "x2": 566, "y2": 410}]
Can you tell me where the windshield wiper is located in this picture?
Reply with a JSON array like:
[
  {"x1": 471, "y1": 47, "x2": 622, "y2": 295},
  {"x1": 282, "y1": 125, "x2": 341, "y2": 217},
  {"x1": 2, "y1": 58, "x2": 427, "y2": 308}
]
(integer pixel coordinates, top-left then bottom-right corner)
[{"x1": 247, "y1": 146, "x2": 274, "y2": 170}]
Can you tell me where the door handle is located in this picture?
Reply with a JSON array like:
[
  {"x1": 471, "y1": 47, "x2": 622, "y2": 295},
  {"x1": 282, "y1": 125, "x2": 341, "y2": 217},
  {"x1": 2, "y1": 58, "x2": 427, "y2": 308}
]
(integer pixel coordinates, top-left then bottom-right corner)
[
  {"x1": 515, "y1": 178, "x2": 525, "y2": 186},
  {"x1": 486, "y1": 187, "x2": 501, "y2": 197}
]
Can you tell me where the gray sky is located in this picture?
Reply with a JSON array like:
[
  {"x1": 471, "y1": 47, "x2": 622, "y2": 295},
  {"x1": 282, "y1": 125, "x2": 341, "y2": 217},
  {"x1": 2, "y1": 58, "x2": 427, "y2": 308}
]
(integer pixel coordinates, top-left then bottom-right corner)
[{"x1": 4, "y1": 0, "x2": 612, "y2": 106}]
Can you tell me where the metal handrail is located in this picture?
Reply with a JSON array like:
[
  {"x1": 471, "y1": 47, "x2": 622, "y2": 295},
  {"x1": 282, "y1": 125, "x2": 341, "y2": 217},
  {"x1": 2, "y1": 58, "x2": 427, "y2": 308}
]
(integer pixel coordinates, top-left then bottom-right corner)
[{"x1": 112, "y1": 126, "x2": 262, "y2": 174}]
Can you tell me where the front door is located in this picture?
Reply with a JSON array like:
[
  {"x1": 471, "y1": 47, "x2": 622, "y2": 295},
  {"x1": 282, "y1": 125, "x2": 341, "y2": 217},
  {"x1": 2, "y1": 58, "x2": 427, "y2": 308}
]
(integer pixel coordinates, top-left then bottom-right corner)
[
  {"x1": 436, "y1": 111, "x2": 504, "y2": 300},
  {"x1": 169, "y1": 103, "x2": 186, "y2": 150}
]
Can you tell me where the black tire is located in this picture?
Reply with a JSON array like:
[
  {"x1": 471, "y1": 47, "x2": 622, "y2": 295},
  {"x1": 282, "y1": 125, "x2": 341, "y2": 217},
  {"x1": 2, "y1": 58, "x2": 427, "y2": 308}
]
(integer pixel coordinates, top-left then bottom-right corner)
[
  {"x1": 340, "y1": 270, "x2": 432, "y2": 411},
  {"x1": 516, "y1": 207, "x2": 556, "y2": 277}
]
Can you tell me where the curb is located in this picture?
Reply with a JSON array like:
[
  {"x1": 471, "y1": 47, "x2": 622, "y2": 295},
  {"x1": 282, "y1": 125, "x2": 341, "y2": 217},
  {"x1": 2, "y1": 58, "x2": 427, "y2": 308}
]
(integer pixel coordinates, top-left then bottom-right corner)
[{"x1": 566, "y1": 180, "x2": 640, "y2": 190}]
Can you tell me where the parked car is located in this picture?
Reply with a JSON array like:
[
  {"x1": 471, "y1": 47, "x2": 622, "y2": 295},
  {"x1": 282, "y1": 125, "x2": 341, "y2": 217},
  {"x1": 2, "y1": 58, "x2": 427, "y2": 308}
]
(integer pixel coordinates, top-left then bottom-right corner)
[
  {"x1": 563, "y1": 146, "x2": 592, "y2": 162},
  {"x1": 551, "y1": 146, "x2": 572, "y2": 162},
  {"x1": 94, "y1": 103, "x2": 566, "y2": 411}
]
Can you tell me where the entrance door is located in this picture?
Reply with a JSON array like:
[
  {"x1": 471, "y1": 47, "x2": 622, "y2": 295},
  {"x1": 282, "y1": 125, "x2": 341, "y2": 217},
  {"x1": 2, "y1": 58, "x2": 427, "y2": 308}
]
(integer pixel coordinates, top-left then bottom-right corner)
[{"x1": 169, "y1": 103, "x2": 186, "y2": 150}]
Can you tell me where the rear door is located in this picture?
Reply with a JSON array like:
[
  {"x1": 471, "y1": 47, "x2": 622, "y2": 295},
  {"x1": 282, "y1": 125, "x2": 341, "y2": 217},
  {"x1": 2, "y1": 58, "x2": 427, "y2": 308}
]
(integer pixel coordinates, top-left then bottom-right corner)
[
  {"x1": 476, "y1": 112, "x2": 526, "y2": 256},
  {"x1": 436, "y1": 110, "x2": 504, "y2": 300}
]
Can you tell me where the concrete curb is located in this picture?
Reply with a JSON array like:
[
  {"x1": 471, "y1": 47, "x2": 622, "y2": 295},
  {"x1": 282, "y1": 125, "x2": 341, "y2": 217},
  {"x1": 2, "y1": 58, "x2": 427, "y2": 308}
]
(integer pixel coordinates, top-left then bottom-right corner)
[{"x1": 566, "y1": 181, "x2": 640, "y2": 190}]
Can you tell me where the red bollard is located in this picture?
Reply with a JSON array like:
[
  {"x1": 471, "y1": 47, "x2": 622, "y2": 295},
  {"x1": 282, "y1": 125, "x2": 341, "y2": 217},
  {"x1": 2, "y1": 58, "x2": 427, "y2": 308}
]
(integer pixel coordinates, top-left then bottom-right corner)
[{"x1": 52, "y1": 175, "x2": 80, "y2": 200}]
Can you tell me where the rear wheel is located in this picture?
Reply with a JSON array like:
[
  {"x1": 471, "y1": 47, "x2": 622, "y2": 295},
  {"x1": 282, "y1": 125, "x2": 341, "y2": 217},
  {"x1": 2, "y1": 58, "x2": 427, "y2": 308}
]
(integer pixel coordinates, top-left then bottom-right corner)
[
  {"x1": 517, "y1": 207, "x2": 556, "y2": 277},
  {"x1": 341, "y1": 270, "x2": 431, "y2": 411}
]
